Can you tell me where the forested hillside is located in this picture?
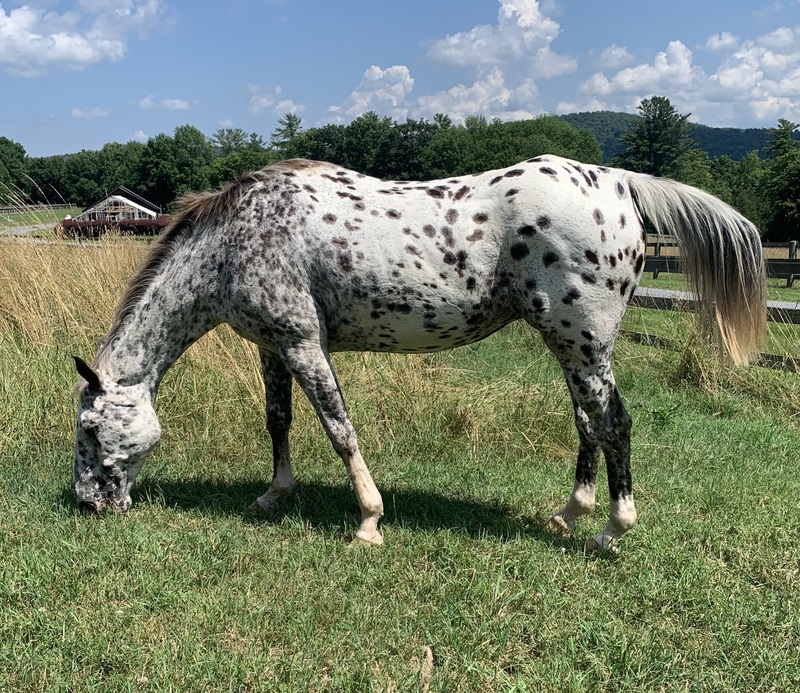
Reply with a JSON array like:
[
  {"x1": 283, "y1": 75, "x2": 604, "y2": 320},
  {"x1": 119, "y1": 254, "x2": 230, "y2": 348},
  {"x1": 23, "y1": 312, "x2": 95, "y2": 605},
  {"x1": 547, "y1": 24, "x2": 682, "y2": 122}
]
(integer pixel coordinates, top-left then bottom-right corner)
[{"x1": 559, "y1": 111, "x2": 791, "y2": 161}]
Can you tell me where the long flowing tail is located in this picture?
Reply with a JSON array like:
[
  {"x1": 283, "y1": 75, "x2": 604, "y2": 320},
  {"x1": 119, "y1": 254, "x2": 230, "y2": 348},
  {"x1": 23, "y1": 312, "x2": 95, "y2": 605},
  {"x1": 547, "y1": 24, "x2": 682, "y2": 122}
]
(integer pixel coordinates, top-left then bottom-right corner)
[{"x1": 627, "y1": 172, "x2": 767, "y2": 366}]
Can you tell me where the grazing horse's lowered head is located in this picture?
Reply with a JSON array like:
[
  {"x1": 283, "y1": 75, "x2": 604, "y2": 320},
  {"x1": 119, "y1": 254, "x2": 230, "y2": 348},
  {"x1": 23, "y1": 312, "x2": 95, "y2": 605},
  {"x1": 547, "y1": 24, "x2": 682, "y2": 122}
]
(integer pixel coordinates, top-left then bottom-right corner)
[{"x1": 73, "y1": 357, "x2": 161, "y2": 514}]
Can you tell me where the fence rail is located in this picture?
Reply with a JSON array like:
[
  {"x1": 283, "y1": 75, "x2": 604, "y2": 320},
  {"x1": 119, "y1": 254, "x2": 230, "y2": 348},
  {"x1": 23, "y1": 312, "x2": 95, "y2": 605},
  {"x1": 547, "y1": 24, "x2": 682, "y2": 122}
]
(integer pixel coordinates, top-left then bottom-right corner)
[
  {"x1": 0, "y1": 203, "x2": 75, "y2": 216},
  {"x1": 645, "y1": 236, "x2": 800, "y2": 287}
]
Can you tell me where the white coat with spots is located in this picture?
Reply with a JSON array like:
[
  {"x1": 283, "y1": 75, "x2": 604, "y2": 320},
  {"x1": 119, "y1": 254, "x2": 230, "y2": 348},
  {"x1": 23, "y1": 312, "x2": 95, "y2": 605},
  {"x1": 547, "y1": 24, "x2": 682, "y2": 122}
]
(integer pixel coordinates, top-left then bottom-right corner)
[{"x1": 73, "y1": 155, "x2": 766, "y2": 553}]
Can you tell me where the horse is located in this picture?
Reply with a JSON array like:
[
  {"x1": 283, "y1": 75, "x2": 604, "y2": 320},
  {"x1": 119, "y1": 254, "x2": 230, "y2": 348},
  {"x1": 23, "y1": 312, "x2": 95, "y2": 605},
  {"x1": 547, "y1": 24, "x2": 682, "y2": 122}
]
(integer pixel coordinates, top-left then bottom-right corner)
[{"x1": 73, "y1": 155, "x2": 767, "y2": 553}]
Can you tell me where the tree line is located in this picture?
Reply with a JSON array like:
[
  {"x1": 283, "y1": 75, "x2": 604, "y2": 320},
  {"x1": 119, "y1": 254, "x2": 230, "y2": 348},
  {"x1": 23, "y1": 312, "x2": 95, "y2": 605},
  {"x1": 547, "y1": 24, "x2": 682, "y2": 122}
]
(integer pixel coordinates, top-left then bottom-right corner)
[{"x1": 1, "y1": 98, "x2": 798, "y2": 240}]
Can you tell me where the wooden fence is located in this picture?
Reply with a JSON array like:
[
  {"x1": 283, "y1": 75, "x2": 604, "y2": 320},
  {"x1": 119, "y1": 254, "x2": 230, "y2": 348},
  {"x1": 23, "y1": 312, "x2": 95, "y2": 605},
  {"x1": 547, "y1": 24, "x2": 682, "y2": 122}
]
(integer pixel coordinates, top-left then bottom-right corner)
[
  {"x1": 631, "y1": 235, "x2": 800, "y2": 371},
  {"x1": 645, "y1": 235, "x2": 800, "y2": 287}
]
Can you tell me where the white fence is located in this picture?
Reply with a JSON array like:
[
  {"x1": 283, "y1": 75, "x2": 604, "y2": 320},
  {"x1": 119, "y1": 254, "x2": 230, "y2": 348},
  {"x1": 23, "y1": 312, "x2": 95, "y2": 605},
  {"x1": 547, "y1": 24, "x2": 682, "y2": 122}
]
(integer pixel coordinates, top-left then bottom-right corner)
[{"x1": 0, "y1": 203, "x2": 75, "y2": 216}]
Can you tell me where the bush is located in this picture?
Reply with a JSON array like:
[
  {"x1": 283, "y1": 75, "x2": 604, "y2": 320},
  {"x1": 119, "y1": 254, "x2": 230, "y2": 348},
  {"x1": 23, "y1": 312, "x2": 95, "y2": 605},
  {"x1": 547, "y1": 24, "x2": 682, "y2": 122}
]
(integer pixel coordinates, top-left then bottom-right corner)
[{"x1": 57, "y1": 216, "x2": 172, "y2": 240}]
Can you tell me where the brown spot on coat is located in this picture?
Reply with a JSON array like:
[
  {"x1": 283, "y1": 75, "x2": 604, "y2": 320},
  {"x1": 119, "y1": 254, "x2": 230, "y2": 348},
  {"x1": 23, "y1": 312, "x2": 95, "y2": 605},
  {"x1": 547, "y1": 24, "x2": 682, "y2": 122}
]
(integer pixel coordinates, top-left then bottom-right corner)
[{"x1": 454, "y1": 185, "x2": 470, "y2": 200}]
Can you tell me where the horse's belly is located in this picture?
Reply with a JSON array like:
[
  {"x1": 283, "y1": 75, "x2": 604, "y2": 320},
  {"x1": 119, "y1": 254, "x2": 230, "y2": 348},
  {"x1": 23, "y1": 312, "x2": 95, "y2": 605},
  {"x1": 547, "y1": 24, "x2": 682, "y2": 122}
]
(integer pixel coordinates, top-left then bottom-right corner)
[{"x1": 326, "y1": 301, "x2": 514, "y2": 353}]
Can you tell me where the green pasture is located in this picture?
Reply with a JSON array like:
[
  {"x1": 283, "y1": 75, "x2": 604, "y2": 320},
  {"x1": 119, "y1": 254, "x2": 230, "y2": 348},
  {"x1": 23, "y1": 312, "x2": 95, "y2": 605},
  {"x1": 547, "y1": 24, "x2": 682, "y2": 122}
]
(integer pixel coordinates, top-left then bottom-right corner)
[
  {"x1": 1, "y1": 240, "x2": 799, "y2": 691},
  {"x1": 0, "y1": 208, "x2": 81, "y2": 234}
]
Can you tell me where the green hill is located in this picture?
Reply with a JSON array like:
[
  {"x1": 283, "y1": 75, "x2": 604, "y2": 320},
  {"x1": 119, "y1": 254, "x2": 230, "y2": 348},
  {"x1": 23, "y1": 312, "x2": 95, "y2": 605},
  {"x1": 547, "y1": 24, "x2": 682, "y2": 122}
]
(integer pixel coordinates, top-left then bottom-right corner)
[{"x1": 558, "y1": 111, "x2": 781, "y2": 162}]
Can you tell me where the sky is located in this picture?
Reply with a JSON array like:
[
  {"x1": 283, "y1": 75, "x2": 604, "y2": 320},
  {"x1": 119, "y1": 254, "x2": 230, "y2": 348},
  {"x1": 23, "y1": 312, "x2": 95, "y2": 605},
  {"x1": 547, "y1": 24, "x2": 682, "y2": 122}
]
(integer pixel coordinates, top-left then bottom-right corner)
[{"x1": 2, "y1": 0, "x2": 799, "y2": 158}]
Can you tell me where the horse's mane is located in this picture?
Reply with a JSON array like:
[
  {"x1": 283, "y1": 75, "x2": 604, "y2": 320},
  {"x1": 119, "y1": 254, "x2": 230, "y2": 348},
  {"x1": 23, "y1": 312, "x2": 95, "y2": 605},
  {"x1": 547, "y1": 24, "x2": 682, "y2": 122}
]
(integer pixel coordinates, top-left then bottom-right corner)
[{"x1": 92, "y1": 159, "x2": 322, "y2": 372}]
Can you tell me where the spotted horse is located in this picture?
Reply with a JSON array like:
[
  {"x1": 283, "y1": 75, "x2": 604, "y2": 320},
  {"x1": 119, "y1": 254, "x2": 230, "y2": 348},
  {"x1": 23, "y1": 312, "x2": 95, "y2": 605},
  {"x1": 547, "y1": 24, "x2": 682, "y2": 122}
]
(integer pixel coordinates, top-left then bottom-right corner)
[{"x1": 73, "y1": 155, "x2": 767, "y2": 553}]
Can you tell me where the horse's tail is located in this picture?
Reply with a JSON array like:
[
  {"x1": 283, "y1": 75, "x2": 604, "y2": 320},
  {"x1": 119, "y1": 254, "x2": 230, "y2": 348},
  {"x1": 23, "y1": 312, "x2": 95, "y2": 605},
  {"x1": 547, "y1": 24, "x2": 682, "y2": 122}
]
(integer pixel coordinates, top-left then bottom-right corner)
[{"x1": 626, "y1": 172, "x2": 767, "y2": 366}]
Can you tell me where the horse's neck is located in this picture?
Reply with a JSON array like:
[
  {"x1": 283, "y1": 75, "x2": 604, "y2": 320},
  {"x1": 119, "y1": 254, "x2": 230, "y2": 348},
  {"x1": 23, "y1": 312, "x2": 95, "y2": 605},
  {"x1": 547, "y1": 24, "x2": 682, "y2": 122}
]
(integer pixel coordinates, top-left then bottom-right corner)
[{"x1": 103, "y1": 241, "x2": 222, "y2": 395}]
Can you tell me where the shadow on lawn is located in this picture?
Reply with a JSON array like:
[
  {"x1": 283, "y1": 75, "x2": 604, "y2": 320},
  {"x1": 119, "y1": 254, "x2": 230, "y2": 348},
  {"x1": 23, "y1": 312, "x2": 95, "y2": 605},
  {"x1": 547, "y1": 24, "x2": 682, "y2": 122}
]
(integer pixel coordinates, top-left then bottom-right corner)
[{"x1": 128, "y1": 477, "x2": 569, "y2": 547}]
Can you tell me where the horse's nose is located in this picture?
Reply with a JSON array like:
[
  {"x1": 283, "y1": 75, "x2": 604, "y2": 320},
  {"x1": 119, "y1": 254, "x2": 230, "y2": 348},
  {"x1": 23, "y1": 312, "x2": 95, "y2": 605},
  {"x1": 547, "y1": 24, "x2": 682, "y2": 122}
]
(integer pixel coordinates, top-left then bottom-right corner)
[{"x1": 78, "y1": 499, "x2": 99, "y2": 515}]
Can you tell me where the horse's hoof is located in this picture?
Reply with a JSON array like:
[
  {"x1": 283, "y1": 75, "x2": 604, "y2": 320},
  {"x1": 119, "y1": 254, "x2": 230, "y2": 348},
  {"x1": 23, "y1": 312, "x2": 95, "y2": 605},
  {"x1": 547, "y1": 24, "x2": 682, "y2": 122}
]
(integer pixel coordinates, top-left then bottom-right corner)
[
  {"x1": 249, "y1": 497, "x2": 274, "y2": 514},
  {"x1": 351, "y1": 529, "x2": 384, "y2": 547},
  {"x1": 585, "y1": 534, "x2": 619, "y2": 555},
  {"x1": 546, "y1": 513, "x2": 575, "y2": 536}
]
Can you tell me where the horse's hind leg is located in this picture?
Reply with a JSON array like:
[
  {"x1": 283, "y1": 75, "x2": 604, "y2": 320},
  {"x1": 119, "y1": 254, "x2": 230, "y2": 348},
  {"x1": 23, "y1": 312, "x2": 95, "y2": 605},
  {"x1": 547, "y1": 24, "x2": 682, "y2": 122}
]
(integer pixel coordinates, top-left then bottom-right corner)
[
  {"x1": 584, "y1": 385, "x2": 637, "y2": 553},
  {"x1": 250, "y1": 349, "x2": 296, "y2": 512},
  {"x1": 546, "y1": 342, "x2": 637, "y2": 553},
  {"x1": 280, "y1": 340, "x2": 384, "y2": 545},
  {"x1": 548, "y1": 397, "x2": 600, "y2": 534}
]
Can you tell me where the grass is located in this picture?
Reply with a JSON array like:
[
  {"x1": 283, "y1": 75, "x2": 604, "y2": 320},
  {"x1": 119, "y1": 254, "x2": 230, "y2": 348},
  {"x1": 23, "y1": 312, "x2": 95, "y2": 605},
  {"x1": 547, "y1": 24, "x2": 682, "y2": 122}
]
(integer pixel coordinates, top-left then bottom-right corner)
[
  {"x1": 1, "y1": 238, "x2": 800, "y2": 691},
  {"x1": 0, "y1": 207, "x2": 82, "y2": 232},
  {"x1": 0, "y1": 182, "x2": 81, "y2": 235},
  {"x1": 639, "y1": 271, "x2": 800, "y2": 304}
]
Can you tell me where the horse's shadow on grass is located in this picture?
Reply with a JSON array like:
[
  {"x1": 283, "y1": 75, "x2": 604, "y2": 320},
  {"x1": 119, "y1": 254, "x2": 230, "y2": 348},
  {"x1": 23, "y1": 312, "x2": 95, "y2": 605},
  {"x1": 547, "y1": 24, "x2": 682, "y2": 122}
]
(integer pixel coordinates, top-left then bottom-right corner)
[{"x1": 129, "y1": 477, "x2": 578, "y2": 549}]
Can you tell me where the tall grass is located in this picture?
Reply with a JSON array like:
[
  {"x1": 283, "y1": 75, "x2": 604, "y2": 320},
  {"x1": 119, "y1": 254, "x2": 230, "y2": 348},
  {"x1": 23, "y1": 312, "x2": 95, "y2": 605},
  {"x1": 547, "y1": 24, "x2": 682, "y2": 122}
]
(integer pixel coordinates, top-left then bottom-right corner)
[{"x1": 1, "y1": 238, "x2": 799, "y2": 691}]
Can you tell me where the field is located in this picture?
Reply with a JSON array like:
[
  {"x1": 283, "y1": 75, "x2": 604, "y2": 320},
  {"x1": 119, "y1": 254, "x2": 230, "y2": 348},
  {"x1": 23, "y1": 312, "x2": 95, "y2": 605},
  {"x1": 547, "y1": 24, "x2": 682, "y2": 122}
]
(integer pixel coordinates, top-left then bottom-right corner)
[
  {"x1": 0, "y1": 207, "x2": 82, "y2": 235},
  {"x1": 1, "y1": 238, "x2": 799, "y2": 691}
]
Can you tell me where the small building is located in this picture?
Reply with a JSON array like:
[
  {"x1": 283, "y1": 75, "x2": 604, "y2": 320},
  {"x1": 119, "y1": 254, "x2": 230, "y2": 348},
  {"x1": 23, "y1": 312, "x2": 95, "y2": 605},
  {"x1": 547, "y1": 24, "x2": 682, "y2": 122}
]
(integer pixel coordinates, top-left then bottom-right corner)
[{"x1": 77, "y1": 186, "x2": 160, "y2": 222}]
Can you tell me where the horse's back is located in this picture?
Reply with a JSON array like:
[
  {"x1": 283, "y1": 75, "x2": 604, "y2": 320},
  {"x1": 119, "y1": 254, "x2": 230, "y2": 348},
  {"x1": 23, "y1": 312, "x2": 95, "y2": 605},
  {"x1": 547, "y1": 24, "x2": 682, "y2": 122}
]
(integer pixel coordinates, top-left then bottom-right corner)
[{"x1": 224, "y1": 156, "x2": 645, "y2": 354}]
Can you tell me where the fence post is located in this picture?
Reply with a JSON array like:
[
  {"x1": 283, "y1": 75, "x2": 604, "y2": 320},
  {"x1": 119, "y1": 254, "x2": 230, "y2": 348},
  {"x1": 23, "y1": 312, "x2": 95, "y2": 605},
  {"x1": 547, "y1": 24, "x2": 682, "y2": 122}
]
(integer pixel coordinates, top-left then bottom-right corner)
[
  {"x1": 653, "y1": 238, "x2": 661, "y2": 279},
  {"x1": 787, "y1": 241, "x2": 798, "y2": 288}
]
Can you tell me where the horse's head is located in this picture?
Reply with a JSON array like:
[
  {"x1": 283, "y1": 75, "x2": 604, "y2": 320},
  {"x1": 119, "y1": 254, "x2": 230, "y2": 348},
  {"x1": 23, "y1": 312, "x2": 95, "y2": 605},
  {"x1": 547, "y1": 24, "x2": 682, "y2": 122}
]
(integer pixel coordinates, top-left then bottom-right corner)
[{"x1": 73, "y1": 357, "x2": 161, "y2": 514}]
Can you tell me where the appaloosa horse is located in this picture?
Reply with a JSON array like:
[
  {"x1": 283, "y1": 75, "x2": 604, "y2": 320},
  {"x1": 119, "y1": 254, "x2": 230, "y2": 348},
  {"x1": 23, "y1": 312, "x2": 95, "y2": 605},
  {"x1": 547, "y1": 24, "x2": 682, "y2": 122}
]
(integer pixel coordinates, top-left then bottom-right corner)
[{"x1": 73, "y1": 155, "x2": 766, "y2": 553}]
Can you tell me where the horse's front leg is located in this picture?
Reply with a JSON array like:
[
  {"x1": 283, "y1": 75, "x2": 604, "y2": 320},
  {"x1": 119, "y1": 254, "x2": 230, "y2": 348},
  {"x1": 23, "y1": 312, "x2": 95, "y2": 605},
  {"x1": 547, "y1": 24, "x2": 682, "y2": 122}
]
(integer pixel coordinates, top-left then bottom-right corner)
[
  {"x1": 250, "y1": 349, "x2": 296, "y2": 512},
  {"x1": 281, "y1": 340, "x2": 384, "y2": 545}
]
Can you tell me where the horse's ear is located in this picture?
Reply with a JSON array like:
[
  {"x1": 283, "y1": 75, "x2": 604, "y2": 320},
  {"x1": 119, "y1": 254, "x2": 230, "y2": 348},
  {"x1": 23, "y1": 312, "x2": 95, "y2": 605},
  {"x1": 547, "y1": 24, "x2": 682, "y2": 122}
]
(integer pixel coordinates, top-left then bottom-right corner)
[{"x1": 73, "y1": 356, "x2": 103, "y2": 392}]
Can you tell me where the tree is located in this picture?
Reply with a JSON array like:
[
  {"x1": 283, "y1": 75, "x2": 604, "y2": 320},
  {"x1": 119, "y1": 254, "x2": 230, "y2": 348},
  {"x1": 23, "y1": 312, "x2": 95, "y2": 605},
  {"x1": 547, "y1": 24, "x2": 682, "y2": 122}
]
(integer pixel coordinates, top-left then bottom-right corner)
[
  {"x1": 26, "y1": 155, "x2": 69, "y2": 205},
  {"x1": 0, "y1": 137, "x2": 28, "y2": 201},
  {"x1": 614, "y1": 96, "x2": 696, "y2": 178},
  {"x1": 294, "y1": 123, "x2": 349, "y2": 166},
  {"x1": 173, "y1": 125, "x2": 214, "y2": 195},
  {"x1": 270, "y1": 113, "x2": 303, "y2": 158},
  {"x1": 341, "y1": 112, "x2": 393, "y2": 176},
  {"x1": 211, "y1": 128, "x2": 249, "y2": 156},
  {"x1": 764, "y1": 119, "x2": 799, "y2": 159},
  {"x1": 373, "y1": 118, "x2": 438, "y2": 180},
  {"x1": 137, "y1": 133, "x2": 180, "y2": 208}
]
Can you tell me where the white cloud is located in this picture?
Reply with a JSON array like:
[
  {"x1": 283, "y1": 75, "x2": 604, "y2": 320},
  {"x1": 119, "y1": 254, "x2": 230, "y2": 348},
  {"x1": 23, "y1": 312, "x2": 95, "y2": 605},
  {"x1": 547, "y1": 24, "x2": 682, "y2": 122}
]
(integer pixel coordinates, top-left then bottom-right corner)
[
  {"x1": 334, "y1": 65, "x2": 414, "y2": 120},
  {"x1": 137, "y1": 94, "x2": 155, "y2": 109},
  {"x1": 327, "y1": 1, "x2": 571, "y2": 125},
  {"x1": 415, "y1": 66, "x2": 538, "y2": 122},
  {"x1": 427, "y1": 0, "x2": 566, "y2": 72},
  {"x1": 274, "y1": 99, "x2": 304, "y2": 115},
  {"x1": 162, "y1": 98, "x2": 189, "y2": 110},
  {"x1": 71, "y1": 106, "x2": 109, "y2": 119},
  {"x1": 572, "y1": 23, "x2": 800, "y2": 127},
  {"x1": 248, "y1": 84, "x2": 282, "y2": 113},
  {"x1": 704, "y1": 32, "x2": 739, "y2": 52},
  {"x1": 247, "y1": 85, "x2": 305, "y2": 116},
  {"x1": 218, "y1": 119, "x2": 234, "y2": 128},
  {"x1": 598, "y1": 44, "x2": 634, "y2": 69},
  {"x1": 133, "y1": 129, "x2": 148, "y2": 141},
  {"x1": 0, "y1": 0, "x2": 172, "y2": 77}
]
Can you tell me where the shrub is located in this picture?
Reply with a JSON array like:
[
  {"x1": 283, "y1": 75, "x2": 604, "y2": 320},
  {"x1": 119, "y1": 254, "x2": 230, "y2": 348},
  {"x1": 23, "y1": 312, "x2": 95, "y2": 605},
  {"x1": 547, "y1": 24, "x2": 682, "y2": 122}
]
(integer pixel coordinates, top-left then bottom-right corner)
[{"x1": 57, "y1": 216, "x2": 172, "y2": 240}]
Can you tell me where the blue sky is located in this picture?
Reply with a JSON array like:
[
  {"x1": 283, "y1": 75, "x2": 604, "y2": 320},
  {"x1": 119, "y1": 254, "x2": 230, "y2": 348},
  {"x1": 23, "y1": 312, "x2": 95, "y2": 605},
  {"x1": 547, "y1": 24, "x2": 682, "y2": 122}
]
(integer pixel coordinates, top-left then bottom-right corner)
[{"x1": 2, "y1": 0, "x2": 799, "y2": 157}]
